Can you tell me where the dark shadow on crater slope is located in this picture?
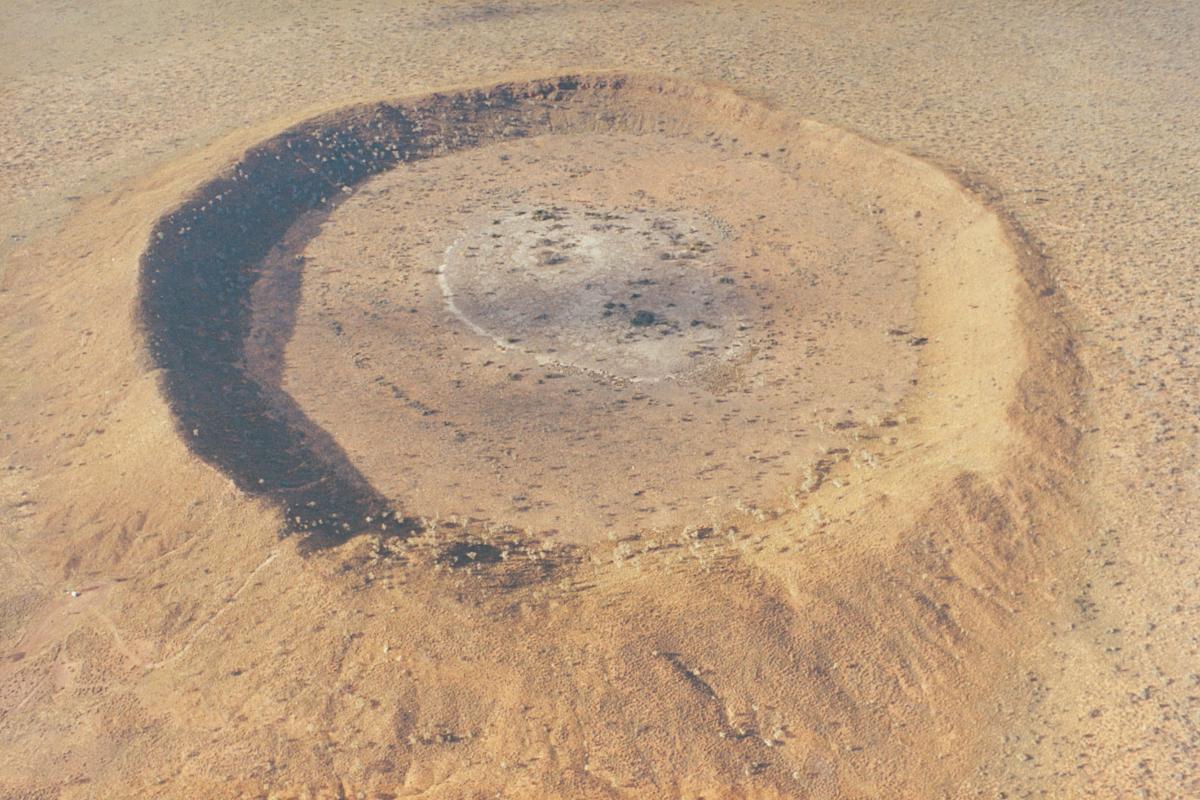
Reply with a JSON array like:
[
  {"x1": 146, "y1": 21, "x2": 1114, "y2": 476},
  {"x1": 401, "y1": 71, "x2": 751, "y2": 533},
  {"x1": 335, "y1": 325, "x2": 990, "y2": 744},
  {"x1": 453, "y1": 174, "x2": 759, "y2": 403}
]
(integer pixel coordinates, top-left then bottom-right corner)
[{"x1": 138, "y1": 76, "x2": 619, "y2": 549}]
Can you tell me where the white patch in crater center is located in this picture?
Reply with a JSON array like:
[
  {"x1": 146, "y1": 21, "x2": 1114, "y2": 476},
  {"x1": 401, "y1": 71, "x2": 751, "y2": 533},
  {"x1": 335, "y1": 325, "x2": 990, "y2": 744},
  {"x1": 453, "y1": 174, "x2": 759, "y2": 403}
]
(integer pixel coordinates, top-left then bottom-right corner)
[{"x1": 439, "y1": 204, "x2": 749, "y2": 381}]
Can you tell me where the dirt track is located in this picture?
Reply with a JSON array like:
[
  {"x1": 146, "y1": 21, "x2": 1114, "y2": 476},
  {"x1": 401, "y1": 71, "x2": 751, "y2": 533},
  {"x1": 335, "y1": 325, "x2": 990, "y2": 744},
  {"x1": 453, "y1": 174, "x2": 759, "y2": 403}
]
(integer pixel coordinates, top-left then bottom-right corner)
[{"x1": 1, "y1": 3, "x2": 1197, "y2": 798}]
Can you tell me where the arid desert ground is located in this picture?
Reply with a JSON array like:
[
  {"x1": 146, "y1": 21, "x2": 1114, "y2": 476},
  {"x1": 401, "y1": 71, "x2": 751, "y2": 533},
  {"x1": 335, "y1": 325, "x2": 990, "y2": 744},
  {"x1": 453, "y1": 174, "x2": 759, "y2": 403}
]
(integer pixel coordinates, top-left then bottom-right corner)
[{"x1": 1, "y1": 2, "x2": 1197, "y2": 798}]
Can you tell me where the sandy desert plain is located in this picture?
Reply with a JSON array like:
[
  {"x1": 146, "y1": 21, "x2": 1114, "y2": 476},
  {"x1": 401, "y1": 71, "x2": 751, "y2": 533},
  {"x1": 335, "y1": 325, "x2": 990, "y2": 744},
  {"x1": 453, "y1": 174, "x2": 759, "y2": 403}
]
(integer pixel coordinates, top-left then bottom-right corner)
[{"x1": 0, "y1": 2, "x2": 1197, "y2": 798}]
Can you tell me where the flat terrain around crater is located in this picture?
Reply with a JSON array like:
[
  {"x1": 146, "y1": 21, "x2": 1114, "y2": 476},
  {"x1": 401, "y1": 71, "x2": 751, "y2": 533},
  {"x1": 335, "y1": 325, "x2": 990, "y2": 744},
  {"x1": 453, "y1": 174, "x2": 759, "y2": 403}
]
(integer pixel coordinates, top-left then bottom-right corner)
[{"x1": 1, "y1": 4, "x2": 1197, "y2": 800}]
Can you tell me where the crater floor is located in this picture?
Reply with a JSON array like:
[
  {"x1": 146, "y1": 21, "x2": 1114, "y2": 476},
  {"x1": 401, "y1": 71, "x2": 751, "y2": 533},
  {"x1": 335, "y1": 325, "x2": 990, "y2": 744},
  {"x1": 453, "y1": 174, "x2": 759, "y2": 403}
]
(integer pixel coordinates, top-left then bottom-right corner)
[{"x1": 253, "y1": 131, "x2": 916, "y2": 540}]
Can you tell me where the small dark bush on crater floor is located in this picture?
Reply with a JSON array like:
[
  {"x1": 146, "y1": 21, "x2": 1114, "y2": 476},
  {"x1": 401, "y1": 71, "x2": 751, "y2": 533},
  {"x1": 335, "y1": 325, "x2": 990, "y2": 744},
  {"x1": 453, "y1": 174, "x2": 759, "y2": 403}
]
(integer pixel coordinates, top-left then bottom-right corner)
[{"x1": 439, "y1": 541, "x2": 504, "y2": 568}]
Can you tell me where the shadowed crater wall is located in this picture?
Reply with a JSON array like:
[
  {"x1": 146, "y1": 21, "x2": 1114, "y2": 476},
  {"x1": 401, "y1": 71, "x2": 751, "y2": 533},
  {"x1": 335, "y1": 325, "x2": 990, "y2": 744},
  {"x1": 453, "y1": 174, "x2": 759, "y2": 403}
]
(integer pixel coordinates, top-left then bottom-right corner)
[{"x1": 140, "y1": 77, "x2": 602, "y2": 544}]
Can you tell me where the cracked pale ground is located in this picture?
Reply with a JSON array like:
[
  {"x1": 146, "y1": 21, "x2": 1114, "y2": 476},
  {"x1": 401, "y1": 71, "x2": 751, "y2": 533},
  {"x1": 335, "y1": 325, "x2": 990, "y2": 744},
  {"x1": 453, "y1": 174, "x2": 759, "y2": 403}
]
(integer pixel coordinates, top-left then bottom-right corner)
[{"x1": 1, "y1": 3, "x2": 1198, "y2": 799}]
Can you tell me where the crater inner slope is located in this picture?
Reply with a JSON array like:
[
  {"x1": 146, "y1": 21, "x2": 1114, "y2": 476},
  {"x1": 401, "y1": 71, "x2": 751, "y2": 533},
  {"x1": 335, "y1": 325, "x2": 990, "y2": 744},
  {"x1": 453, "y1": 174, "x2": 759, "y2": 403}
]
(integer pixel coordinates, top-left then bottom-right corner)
[{"x1": 139, "y1": 73, "x2": 1026, "y2": 548}]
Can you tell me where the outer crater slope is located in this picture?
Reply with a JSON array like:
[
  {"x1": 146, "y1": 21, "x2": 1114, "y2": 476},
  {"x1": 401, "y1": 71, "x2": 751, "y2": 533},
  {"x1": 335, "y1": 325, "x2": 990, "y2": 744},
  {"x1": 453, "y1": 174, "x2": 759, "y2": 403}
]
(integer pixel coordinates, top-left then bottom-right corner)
[{"x1": 0, "y1": 73, "x2": 1085, "y2": 799}]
